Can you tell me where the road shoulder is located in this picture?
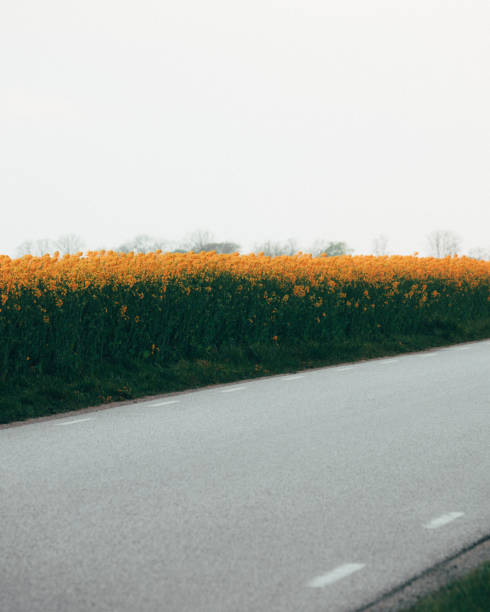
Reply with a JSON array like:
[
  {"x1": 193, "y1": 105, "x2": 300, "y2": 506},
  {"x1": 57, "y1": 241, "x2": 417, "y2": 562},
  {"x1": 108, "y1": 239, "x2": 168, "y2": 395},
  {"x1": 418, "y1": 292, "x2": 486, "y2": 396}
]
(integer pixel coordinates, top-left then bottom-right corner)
[{"x1": 358, "y1": 536, "x2": 490, "y2": 611}]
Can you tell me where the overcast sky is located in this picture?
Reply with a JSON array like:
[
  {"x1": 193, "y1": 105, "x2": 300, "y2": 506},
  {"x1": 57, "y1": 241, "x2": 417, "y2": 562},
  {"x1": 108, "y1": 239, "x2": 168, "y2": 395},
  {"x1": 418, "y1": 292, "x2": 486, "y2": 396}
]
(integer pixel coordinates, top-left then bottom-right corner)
[{"x1": 1, "y1": 0, "x2": 489, "y2": 256}]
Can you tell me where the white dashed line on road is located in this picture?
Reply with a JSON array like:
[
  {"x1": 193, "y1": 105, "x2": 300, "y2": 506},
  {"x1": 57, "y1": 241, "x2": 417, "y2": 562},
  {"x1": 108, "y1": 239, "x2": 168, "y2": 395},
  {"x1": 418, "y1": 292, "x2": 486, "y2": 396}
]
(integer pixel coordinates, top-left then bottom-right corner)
[
  {"x1": 149, "y1": 400, "x2": 180, "y2": 407},
  {"x1": 424, "y1": 512, "x2": 464, "y2": 529},
  {"x1": 282, "y1": 375, "x2": 304, "y2": 381},
  {"x1": 337, "y1": 366, "x2": 355, "y2": 371},
  {"x1": 55, "y1": 418, "x2": 93, "y2": 426},
  {"x1": 419, "y1": 353, "x2": 437, "y2": 358},
  {"x1": 221, "y1": 386, "x2": 246, "y2": 393},
  {"x1": 454, "y1": 346, "x2": 471, "y2": 351},
  {"x1": 378, "y1": 359, "x2": 398, "y2": 364},
  {"x1": 307, "y1": 563, "x2": 365, "y2": 588}
]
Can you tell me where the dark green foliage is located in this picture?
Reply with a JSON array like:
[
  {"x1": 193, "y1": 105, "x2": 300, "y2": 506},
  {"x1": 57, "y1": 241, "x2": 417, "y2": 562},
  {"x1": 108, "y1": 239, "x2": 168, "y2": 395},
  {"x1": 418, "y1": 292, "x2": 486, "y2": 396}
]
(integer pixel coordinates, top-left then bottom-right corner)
[
  {"x1": 1, "y1": 318, "x2": 488, "y2": 424},
  {"x1": 406, "y1": 562, "x2": 490, "y2": 611}
]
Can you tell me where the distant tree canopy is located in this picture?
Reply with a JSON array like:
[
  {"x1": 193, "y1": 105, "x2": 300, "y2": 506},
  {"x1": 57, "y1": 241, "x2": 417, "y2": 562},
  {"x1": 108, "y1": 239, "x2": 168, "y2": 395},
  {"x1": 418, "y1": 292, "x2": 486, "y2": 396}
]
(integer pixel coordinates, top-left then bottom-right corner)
[
  {"x1": 426, "y1": 230, "x2": 461, "y2": 257},
  {"x1": 182, "y1": 230, "x2": 240, "y2": 253},
  {"x1": 16, "y1": 239, "x2": 53, "y2": 257},
  {"x1": 310, "y1": 240, "x2": 353, "y2": 257},
  {"x1": 198, "y1": 242, "x2": 240, "y2": 254},
  {"x1": 115, "y1": 234, "x2": 167, "y2": 254},
  {"x1": 253, "y1": 239, "x2": 353, "y2": 257},
  {"x1": 254, "y1": 239, "x2": 298, "y2": 257},
  {"x1": 113, "y1": 231, "x2": 240, "y2": 254},
  {"x1": 15, "y1": 234, "x2": 85, "y2": 257},
  {"x1": 184, "y1": 230, "x2": 214, "y2": 252},
  {"x1": 54, "y1": 233, "x2": 85, "y2": 255}
]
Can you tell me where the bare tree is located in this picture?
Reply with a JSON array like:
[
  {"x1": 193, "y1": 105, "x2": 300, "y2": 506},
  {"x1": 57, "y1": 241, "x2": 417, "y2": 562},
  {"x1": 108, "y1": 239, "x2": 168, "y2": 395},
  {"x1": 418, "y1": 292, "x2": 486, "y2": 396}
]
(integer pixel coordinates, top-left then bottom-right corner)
[
  {"x1": 54, "y1": 233, "x2": 85, "y2": 255},
  {"x1": 254, "y1": 238, "x2": 298, "y2": 256},
  {"x1": 184, "y1": 229, "x2": 215, "y2": 252},
  {"x1": 310, "y1": 240, "x2": 353, "y2": 257},
  {"x1": 116, "y1": 234, "x2": 167, "y2": 254},
  {"x1": 15, "y1": 240, "x2": 34, "y2": 257},
  {"x1": 15, "y1": 238, "x2": 54, "y2": 257},
  {"x1": 283, "y1": 237, "x2": 298, "y2": 255},
  {"x1": 426, "y1": 230, "x2": 461, "y2": 257},
  {"x1": 372, "y1": 234, "x2": 389, "y2": 256}
]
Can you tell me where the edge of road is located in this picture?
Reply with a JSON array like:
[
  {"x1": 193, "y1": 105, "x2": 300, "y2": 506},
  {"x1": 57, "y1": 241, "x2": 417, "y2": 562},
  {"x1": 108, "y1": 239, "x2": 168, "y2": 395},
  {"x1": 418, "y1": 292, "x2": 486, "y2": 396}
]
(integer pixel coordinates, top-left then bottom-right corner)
[
  {"x1": 1, "y1": 338, "x2": 487, "y2": 431},
  {"x1": 356, "y1": 535, "x2": 490, "y2": 612}
]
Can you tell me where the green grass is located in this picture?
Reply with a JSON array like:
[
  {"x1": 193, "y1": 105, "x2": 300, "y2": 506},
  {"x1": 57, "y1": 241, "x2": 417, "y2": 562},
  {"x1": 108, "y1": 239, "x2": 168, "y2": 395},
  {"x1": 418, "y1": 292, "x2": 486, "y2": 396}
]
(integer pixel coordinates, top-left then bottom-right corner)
[
  {"x1": 1, "y1": 317, "x2": 488, "y2": 425},
  {"x1": 405, "y1": 562, "x2": 490, "y2": 611}
]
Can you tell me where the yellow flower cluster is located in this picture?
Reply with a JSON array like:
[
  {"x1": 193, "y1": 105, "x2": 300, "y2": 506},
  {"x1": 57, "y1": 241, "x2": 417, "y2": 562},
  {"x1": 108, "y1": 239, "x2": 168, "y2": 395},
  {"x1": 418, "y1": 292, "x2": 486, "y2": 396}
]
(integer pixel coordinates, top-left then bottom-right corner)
[{"x1": 1, "y1": 250, "x2": 488, "y2": 293}]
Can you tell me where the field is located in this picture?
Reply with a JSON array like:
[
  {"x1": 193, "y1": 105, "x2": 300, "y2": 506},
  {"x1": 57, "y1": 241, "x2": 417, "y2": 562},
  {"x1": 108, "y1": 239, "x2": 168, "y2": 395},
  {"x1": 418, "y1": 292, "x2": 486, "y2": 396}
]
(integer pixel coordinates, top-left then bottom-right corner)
[{"x1": 1, "y1": 251, "x2": 489, "y2": 424}]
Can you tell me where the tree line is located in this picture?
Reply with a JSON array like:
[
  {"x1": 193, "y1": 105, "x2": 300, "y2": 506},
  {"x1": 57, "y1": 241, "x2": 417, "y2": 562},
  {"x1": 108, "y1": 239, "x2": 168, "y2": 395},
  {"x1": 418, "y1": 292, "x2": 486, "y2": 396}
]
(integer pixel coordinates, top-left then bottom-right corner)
[{"x1": 13, "y1": 230, "x2": 489, "y2": 260}]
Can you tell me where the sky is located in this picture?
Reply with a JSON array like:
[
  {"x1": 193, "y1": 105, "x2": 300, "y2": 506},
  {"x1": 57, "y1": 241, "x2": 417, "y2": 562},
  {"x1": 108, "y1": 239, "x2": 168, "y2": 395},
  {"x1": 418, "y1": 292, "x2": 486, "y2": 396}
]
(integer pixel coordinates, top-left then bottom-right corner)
[{"x1": 1, "y1": 0, "x2": 489, "y2": 257}]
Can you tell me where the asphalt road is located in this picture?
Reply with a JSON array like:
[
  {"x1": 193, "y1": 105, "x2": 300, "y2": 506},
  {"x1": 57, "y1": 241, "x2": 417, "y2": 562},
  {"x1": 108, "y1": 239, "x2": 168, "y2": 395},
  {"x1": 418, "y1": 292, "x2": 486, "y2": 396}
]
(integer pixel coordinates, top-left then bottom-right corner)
[{"x1": 1, "y1": 340, "x2": 489, "y2": 612}]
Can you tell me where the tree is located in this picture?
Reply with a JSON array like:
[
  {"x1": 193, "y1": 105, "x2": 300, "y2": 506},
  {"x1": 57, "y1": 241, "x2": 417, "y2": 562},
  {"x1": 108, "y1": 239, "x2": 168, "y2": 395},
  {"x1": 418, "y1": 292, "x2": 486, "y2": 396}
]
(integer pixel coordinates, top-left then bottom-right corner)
[
  {"x1": 15, "y1": 238, "x2": 54, "y2": 257},
  {"x1": 254, "y1": 238, "x2": 298, "y2": 256},
  {"x1": 199, "y1": 242, "x2": 240, "y2": 254},
  {"x1": 116, "y1": 234, "x2": 167, "y2": 254},
  {"x1": 310, "y1": 240, "x2": 353, "y2": 257},
  {"x1": 184, "y1": 229, "x2": 215, "y2": 252},
  {"x1": 54, "y1": 233, "x2": 85, "y2": 255},
  {"x1": 178, "y1": 231, "x2": 240, "y2": 253},
  {"x1": 15, "y1": 240, "x2": 34, "y2": 257},
  {"x1": 372, "y1": 234, "x2": 389, "y2": 256},
  {"x1": 426, "y1": 230, "x2": 461, "y2": 257}
]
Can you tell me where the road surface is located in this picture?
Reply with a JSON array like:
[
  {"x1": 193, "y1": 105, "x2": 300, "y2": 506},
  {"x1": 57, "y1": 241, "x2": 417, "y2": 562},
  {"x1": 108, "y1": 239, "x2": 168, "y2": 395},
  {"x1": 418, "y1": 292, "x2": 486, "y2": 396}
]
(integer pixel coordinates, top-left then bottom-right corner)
[{"x1": 1, "y1": 340, "x2": 489, "y2": 611}]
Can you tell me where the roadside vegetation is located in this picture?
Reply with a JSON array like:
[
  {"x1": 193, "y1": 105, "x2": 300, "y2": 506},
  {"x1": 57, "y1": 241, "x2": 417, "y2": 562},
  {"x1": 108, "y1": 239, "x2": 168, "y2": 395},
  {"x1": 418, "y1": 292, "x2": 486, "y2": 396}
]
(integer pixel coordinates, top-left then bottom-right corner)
[
  {"x1": 1, "y1": 251, "x2": 489, "y2": 424},
  {"x1": 405, "y1": 562, "x2": 490, "y2": 611}
]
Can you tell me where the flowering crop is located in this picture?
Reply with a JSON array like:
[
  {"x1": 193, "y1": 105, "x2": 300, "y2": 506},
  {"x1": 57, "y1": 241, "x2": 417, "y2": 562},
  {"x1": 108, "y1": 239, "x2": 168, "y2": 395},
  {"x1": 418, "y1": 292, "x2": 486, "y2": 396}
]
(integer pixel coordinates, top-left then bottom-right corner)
[{"x1": 0, "y1": 251, "x2": 488, "y2": 379}]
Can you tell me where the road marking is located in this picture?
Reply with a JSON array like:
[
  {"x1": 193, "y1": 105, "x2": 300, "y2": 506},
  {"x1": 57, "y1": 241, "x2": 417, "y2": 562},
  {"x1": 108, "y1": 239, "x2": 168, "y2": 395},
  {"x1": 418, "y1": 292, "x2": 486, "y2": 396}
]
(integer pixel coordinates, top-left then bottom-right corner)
[
  {"x1": 282, "y1": 375, "x2": 304, "y2": 380},
  {"x1": 419, "y1": 353, "x2": 437, "y2": 358},
  {"x1": 337, "y1": 366, "x2": 354, "y2": 371},
  {"x1": 379, "y1": 359, "x2": 398, "y2": 364},
  {"x1": 149, "y1": 400, "x2": 180, "y2": 407},
  {"x1": 55, "y1": 418, "x2": 92, "y2": 426},
  {"x1": 454, "y1": 346, "x2": 471, "y2": 351},
  {"x1": 424, "y1": 512, "x2": 464, "y2": 529},
  {"x1": 307, "y1": 563, "x2": 365, "y2": 588},
  {"x1": 221, "y1": 386, "x2": 246, "y2": 393}
]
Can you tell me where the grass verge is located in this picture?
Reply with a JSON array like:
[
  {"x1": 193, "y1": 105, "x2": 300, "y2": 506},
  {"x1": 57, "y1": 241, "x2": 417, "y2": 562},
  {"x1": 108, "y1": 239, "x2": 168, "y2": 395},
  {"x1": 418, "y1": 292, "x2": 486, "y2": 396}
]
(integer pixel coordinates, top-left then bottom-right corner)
[
  {"x1": 1, "y1": 318, "x2": 489, "y2": 425},
  {"x1": 405, "y1": 562, "x2": 490, "y2": 611}
]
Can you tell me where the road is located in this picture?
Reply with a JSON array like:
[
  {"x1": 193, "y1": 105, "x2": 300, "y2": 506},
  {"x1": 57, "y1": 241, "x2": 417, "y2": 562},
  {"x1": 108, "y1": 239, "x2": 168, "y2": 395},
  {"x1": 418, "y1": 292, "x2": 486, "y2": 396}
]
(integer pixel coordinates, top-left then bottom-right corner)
[{"x1": 1, "y1": 340, "x2": 489, "y2": 611}]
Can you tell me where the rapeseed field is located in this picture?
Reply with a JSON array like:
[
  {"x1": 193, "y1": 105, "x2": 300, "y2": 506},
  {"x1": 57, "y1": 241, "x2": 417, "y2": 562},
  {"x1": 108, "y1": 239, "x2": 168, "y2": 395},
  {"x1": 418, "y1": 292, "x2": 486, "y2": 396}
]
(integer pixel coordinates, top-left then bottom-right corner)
[{"x1": 1, "y1": 251, "x2": 488, "y2": 380}]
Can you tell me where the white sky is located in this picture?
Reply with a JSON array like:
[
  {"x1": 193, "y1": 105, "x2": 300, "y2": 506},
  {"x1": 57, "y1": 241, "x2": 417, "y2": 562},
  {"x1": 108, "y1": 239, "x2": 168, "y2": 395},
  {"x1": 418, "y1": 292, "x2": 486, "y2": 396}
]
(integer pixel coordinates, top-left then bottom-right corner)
[{"x1": 1, "y1": 0, "x2": 489, "y2": 256}]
